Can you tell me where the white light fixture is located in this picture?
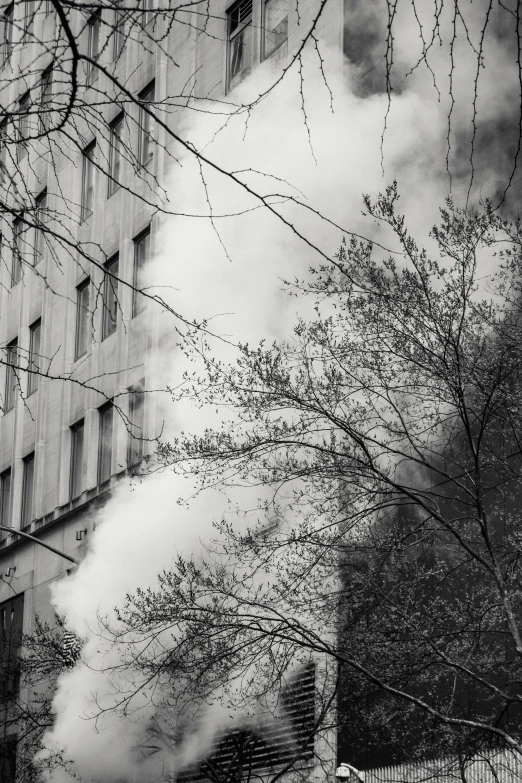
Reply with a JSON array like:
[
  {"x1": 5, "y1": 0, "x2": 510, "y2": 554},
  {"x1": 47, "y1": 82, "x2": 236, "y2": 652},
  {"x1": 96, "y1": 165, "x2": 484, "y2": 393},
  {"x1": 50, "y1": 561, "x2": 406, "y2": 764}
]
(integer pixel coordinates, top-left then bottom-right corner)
[{"x1": 335, "y1": 763, "x2": 364, "y2": 782}]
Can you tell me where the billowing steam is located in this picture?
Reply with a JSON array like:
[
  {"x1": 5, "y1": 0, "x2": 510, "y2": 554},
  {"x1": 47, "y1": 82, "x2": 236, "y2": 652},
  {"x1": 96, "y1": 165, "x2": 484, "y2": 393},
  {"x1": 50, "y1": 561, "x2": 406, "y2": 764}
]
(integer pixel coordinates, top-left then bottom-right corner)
[{"x1": 39, "y1": 21, "x2": 513, "y2": 783}]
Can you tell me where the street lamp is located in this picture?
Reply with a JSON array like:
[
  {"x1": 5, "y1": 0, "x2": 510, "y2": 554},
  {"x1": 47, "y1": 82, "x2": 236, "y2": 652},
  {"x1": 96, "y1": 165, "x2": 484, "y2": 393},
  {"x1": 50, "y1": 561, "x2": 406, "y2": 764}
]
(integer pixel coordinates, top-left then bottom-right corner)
[{"x1": 335, "y1": 763, "x2": 365, "y2": 783}]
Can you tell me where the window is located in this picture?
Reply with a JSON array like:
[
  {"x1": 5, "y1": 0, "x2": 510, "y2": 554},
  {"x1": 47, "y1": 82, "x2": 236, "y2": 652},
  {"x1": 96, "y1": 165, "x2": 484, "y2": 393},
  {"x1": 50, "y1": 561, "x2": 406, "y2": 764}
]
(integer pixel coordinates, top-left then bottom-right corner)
[
  {"x1": 24, "y1": 0, "x2": 35, "y2": 38},
  {"x1": 34, "y1": 189, "x2": 47, "y2": 265},
  {"x1": 18, "y1": 91, "x2": 30, "y2": 160},
  {"x1": 11, "y1": 218, "x2": 23, "y2": 285},
  {"x1": 0, "y1": 470, "x2": 11, "y2": 530},
  {"x1": 98, "y1": 402, "x2": 113, "y2": 484},
  {"x1": 70, "y1": 419, "x2": 84, "y2": 499},
  {"x1": 86, "y1": 11, "x2": 101, "y2": 82},
  {"x1": 113, "y1": 2, "x2": 125, "y2": 58},
  {"x1": 81, "y1": 141, "x2": 95, "y2": 222},
  {"x1": 40, "y1": 66, "x2": 52, "y2": 132},
  {"x1": 0, "y1": 594, "x2": 24, "y2": 698},
  {"x1": 102, "y1": 254, "x2": 119, "y2": 339},
  {"x1": 127, "y1": 383, "x2": 145, "y2": 465},
  {"x1": 75, "y1": 278, "x2": 90, "y2": 360},
  {"x1": 227, "y1": 0, "x2": 252, "y2": 90},
  {"x1": 132, "y1": 227, "x2": 150, "y2": 317},
  {"x1": 44, "y1": 0, "x2": 53, "y2": 15},
  {"x1": 108, "y1": 114, "x2": 123, "y2": 196},
  {"x1": 21, "y1": 452, "x2": 35, "y2": 528},
  {"x1": 138, "y1": 81, "x2": 155, "y2": 166},
  {"x1": 27, "y1": 319, "x2": 41, "y2": 396},
  {"x1": 2, "y1": 4, "x2": 13, "y2": 64},
  {"x1": 4, "y1": 340, "x2": 17, "y2": 412},
  {"x1": 262, "y1": 0, "x2": 287, "y2": 58},
  {"x1": 0, "y1": 120, "x2": 7, "y2": 188}
]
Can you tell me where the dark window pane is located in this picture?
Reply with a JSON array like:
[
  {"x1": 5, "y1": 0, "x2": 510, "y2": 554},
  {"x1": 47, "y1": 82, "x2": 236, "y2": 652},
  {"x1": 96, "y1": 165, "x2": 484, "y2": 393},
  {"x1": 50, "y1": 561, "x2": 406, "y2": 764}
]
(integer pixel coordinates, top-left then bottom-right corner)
[
  {"x1": 70, "y1": 421, "x2": 84, "y2": 499},
  {"x1": 132, "y1": 229, "x2": 150, "y2": 316},
  {"x1": 127, "y1": 385, "x2": 145, "y2": 465},
  {"x1": 27, "y1": 320, "x2": 41, "y2": 395},
  {"x1": 108, "y1": 116, "x2": 123, "y2": 196},
  {"x1": 34, "y1": 191, "x2": 47, "y2": 265},
  {"x1": 4, "y1": 340, "x2": 17, "y2": 412},
  {"x1": 227, "y1": 0, "x2": 252, "y2": 88},
  {"x1": 81, "y1": 143, "x2": 95, "y2": 222},
  {"x1": 98, "y1": 403, "x2": 113, "y2": 484},
  {"x1": 12, "y1": 219, "x2": 23, "y2": 285},
  {"x1": 75, "y1": 279, "x2": 90, "y2": 359},
  {"x1": 0, "y1": 470, "x2": 12, "y2": 533},
  {"x1": 138, "y1": 83, "x2": 154, "y2": 166},
  {"x1": 102, "y1": 255, "x2": 119, "y2": 339},
  {"x1": 21, "y1": 453, "x2": 35, "y2": 528}
]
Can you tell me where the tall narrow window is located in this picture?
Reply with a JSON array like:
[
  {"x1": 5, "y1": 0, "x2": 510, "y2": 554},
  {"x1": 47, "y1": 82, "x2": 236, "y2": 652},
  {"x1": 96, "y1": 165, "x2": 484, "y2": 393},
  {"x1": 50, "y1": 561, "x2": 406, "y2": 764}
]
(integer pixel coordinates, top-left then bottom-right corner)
[
  {"x1": 0, "y1": 594, "x2": 24, "y2": 697},
  {"x1": 0, "y1": 470, "x2": 12, "y2": 531},
  {"x1": 86, "y1": 11, "x2": 101, "y2": 82},
  {"x1": 21, "y1": 452, "x2": 35, "y2": 528},
  {"x1": 18, "y1": 91, "x2": 30, "y2": 160},
  {"x1": 2, "y1": 4, "x2": 13, "y2": 64},
  {"x1": 34, "y1": 189, "x2": 47, "y2": 265},
  {"x1": 40, "y1": 66, "x2": 53, "y2": 133},
  {"x1": 262, "y1": 0, "x2": 288, "y2": 58},
  {"x1": 44, "y1": 0, "x2": 52, "y2": 15},
  {"x1": 132, "y1": 227, "x2": 150, "y2": 317},
  {"x1": 11, "y1": 218, "x2": 23, "y2": 285},
  {"x1": 227, "y1": 0, "x2": 252, "y2": 90},
  {"x1": 102, "y1": 254, "x2": 119, "y2": 339},
  {"x1": 24, "y1": 0, "x2": 35, "y2": 38},
  {"x1": 0, "y1": 120, "x2": 7, "y2": 188},
  {"x1": 4, "y1": 340, "x2": 17, "y2": 412},
  {"x1": 27, "y1": 319, "x2": 41, "y2": 396},
  {"x1": 127, "y1": 383, "x2": 145, "y2": 465},
  {"x1": 70, "y1": 419, "x2": 84, "y2": 499},
  {"x1": 108, "y1": 114, "x2": 123, "y2": 196},
  {"x1": 138, "y1": 82, "x2": 155, "y2": 167},
  {"x1": 81, "y1": 142, "x2": 95, "y2": 222},
  {"x1": 75, "y1": 279, "x2": 90, "y2": 360},
  {"x1": 113, "y1": 2, "x2": 125, "y2": 59},
  {"x1": 98, "y1": 402, "x2": 113, "y2": 484}
]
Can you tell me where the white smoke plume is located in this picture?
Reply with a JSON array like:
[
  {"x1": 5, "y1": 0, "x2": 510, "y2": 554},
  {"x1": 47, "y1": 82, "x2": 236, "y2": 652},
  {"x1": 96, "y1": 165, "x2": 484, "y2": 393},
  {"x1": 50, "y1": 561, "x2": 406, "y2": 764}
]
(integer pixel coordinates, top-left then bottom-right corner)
[{"x1": 39, "y1": 22, "x2": 511, "y2": 783}]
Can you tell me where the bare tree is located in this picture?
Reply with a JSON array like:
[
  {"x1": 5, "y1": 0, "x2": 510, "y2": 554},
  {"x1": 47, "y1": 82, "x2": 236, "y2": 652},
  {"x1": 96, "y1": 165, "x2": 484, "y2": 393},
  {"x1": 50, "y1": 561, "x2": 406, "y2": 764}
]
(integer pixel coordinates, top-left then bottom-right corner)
[{"x1": 99, "y1": 186, "x2": 522, "y2": 780}]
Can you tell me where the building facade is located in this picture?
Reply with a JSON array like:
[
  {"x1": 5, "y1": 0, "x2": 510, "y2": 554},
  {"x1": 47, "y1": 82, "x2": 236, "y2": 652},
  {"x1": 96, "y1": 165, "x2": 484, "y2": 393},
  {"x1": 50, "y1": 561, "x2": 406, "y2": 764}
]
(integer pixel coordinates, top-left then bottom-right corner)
[{"x1": 0, "y1": 1, "x2": 346, "y2": 781}]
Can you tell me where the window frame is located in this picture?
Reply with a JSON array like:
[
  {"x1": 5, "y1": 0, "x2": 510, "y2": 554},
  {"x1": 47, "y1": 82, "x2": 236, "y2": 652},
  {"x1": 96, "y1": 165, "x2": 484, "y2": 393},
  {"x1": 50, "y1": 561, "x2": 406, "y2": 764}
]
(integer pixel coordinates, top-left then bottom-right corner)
[
  {"x1": 97, "y1": 401, "x2": 114, "y2": 485},
  {"x1": 24, "y1": 0, "x2": 35, "y2": 39},
  {"x1": 80, "y1": 141, "x2": 95, "y2": 223},
  {"x1": 127, "y1": 381, "x2": 145, "y2": 466},
  {"x1": 11, "y1": 217, "x2": 23, "y2": 286},
  {"x1": 137, "y1": 81, "x2": 155, "y2": 167},
  {"x1": 132, "y1": 226, "x2": 150, "y2": 317},
  {"x1": 0, "y1": 469, "x2": 12, "y2": 531},
  {"x1": 113, "y1": 1, "x2": 125, "y2": 59},
  {"x1": 39, "y1": 65, "x2": 53, "y2": 133},
  {"x1": 75, "y1": 278, "x2": 90, "y2": 360},
  {"x1": 21, "y1": 452, "x2": 35, "y2": 529},
  {"x1": 261, "y1": 0, "x2": 288, "y2": 60},
  {"x1": 226, "y1": 0, "x2": 253, "y2": 91},
  {"x1": 70, "y1": 419, "x2": 84, "y2": 499},
  {"x1": 101, "y1": 253, "x2": 119, "y2": 340},
  {"x1": 27, "y1": 319, "x2": 41, "y2": 396},
  {"x1": 86, "y1": 10, "x2": 101, "y2": 83},
  {"x1": 18, "y1": 91, "x2": 31, "y2": 160},
  {"x1": 4, "y1": 339, "x2": 17, "y2": 413},
  {"x1": 108, "y1": 113, "x2": 123, "y2": 197},
  {"x1": 2, "y1": 4, "x2": 14, "y2": 65},
  {"x1": 33, "y1": 189, "x2": 47, "y2": 265}
]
